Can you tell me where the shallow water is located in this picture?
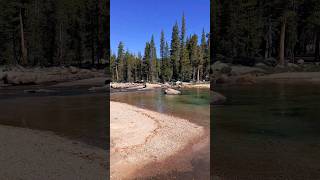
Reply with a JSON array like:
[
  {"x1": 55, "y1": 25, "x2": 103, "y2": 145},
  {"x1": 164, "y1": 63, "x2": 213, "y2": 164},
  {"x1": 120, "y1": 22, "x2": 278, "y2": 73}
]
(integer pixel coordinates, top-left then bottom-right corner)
[
  {"x1": 111, "y1": 88, "x2": 210, "y2": 127},
  {"x1": 0, "y1": 86, "x2": 109, "y2": 149},
  {"x1": 212, "y1": 82, "x2": 320, "y2": 179}
]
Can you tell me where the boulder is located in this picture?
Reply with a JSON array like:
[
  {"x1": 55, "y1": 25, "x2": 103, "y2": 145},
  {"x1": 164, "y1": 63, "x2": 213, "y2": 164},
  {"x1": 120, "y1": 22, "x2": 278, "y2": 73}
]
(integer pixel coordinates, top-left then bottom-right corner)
[
  {"x1": 176, "y1": 81, "x2": 182, "y2": 85},
  {"x1": 231, "y1": 66, "x2": 265, "y2": 76},
  {"x1": 69, "y1": 66, "x2": 79, "y2": 74},
  {"x1": 5, "y1": 72, "x2": 37, "y2": 85},
  {"x1": 263, "y1": 57, "x2": 277, "y2": 67},
  {"x1": 213, "y1": 61, "x2": 231, "y2": 73},
  {"x1": 212, "y1": 92, "x2": 226, "y2": 105},
  {"x1": 164, "y1": 88, "x2": 181, "y2": 95},
  {"x1": 234, "y1": 74, "x2": 256, "y2": 84}
]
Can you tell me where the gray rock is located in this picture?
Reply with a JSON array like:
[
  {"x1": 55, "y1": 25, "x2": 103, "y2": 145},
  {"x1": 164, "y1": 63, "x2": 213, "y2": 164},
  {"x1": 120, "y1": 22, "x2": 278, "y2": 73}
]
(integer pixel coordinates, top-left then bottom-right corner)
[
  {"x1": 213, "y1": 61, "x2": 231, "y2": 72},
  {"x1": 164, "y1": 88, "x2": 181, "y2": 95},
  {"x1": 231, "y1": 66, "x2": 265, "y2": 76},
  {"x1": 88, "y1": 85, "x2": 108, "y2": 91}
]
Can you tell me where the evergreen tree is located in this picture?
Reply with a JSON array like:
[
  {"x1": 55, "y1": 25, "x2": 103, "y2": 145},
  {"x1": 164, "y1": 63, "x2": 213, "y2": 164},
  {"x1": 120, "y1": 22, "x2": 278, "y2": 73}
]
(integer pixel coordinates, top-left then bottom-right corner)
[{"x1": 170, "y1": 21, "x2": 180, "y2": 81}]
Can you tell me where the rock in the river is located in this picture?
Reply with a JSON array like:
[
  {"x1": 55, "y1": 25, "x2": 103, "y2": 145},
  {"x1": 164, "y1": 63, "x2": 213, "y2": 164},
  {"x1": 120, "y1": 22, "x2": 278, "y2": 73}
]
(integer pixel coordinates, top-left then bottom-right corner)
[
  {"x1": 212, "y1": 92, "x2": 226, "y2": 105},
  {"x1": 164, "y1": 88, "x2": 181, "y2": 95},
  {"x1": 88, "y1": 85, "x2": 108, "y2": 91}
]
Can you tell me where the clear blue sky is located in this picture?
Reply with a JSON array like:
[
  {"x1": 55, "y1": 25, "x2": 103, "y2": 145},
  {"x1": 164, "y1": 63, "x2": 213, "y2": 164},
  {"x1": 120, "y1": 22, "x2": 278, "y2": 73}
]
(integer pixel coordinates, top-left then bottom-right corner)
[{"x1": 111, "y1": 0, "x2": 210, "y2": 56}]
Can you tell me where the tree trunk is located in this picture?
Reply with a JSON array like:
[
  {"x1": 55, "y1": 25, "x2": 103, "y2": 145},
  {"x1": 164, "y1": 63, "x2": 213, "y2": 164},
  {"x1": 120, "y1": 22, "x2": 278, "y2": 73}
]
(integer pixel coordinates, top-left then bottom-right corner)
[
  {"x1": 197, "y1": 66, "x2": 200, "y2": 83},
  {"x1": 279, "y1": 17, "x2": 286, "y2": 66},
  {"x1": 265, "y1": 18, "x2": 272, "y2": 59},
  {"x1": 315, "y1": 30, "x2": 320, "y2": 61},
  {"x1": 20, "y1": 8, "x2": 28, "y2": 66},
  {"x1": 59, "y1": 23, "x2": 63, "y2": 65},
  {"x1": 192, "y1": 67, "x2": 196, "y2": 82},
  {"x1": 115, "y1": 65, "x2": 119, "y2": 82}
]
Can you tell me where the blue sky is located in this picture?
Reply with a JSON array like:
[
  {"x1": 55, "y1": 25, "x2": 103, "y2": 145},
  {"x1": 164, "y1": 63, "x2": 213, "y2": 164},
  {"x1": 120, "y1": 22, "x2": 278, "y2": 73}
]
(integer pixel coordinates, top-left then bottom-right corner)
[{"x1": 111, "y1": 0, "x2": 210, "y2": 56}]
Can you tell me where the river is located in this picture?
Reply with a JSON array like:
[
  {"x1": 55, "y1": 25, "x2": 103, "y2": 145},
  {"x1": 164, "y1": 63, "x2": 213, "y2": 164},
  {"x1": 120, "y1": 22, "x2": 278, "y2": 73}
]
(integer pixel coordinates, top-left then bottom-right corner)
[
  {"x1": 213, "y1": 82, "x2": 320, "y2": 179},
  {"x1": 0, "y1": 85, "x2": 109, "y2": 150}
]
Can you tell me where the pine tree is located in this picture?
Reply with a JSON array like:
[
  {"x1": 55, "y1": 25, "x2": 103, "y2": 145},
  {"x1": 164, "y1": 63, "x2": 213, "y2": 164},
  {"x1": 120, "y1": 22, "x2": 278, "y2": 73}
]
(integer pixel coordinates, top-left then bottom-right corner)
[
  {"x1": 150, "y1": 35, "x2": 157, "y2": 82},
  {"x1": 117, "y1": 41, "x2": 124, "y2": 81},
  {"x1": 170, "y1": 21, "x2": 180, "y2": 81}
]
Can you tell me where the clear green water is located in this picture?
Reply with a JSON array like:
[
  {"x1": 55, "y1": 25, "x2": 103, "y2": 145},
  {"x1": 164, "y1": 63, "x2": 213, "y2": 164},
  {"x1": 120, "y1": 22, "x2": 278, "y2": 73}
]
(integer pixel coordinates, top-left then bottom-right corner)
[
  {"x1": 111, "y1": 88, "x2": 210, "y2": 127},
  {"x1": 212, "y1": 82, "x2": 320, "y2": 179}
]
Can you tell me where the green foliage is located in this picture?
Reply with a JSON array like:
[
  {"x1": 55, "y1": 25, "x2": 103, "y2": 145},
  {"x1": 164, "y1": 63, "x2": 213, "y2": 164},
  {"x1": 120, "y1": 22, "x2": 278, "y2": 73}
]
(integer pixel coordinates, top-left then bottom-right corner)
[
  {"x1": 214, "y1": 0, "x2": 320, "y2": 65},
  {"x1": 0, "y1": 0, "x2": 108, "y2": 67}
]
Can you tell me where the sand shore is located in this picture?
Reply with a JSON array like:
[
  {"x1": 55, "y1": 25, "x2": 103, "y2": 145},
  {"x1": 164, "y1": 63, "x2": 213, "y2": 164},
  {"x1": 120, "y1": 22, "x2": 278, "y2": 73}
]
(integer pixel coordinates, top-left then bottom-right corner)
[
  {"x1": 0, "y1": 125, "x2": 107, "y2": 180},
  {"x1": 110, "y1": 101, "x2": 207, "y2": 179}
]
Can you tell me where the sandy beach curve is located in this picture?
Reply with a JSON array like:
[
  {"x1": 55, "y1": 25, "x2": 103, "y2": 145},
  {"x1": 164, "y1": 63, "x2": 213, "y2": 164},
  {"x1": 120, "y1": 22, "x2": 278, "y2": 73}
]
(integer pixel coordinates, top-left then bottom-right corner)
[{"x1": 110, "y1": 101, "x2": 206, "y2": 179}]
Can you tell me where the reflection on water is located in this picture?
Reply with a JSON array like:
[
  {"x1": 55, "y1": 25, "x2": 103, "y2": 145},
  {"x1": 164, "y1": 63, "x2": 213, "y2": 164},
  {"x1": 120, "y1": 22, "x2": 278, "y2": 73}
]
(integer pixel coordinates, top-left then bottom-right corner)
[
  {"x1": 0, "y1": 88, "x2": 108, "y2": 150},
  {"x1": 212, "y1": 82, "x2": 320, "y2": 178},
  {"x1": 111, "y1": 88, "x2": 210, "y2": 127}
]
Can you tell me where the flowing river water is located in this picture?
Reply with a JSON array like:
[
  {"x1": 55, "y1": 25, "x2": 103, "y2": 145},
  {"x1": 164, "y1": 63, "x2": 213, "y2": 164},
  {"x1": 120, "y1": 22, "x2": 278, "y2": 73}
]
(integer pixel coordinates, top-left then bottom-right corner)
[{"x1": 213, "y1": 82, "x2": 320, "y2": 179}]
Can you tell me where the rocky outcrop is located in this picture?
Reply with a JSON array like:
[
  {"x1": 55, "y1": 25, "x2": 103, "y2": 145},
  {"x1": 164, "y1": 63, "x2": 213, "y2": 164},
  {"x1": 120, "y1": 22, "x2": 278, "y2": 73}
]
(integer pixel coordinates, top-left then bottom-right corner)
[
  {"x1": 164, "y1": 88, "x2": 181, "y2": 95},
  {"x1": 234, "y1": 74, "x2": 256, "y2": 85},
  {"x1": 0, "y1": 66, "x2": 104, "y2": 85}
]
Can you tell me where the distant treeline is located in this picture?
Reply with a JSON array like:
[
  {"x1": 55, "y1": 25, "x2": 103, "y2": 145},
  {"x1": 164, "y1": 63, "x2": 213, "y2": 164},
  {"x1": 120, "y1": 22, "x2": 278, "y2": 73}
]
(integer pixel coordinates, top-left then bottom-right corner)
[
  {"x1": 111, "y1": 14, "x2": 210, "y2": 83},
  {"x1": 0, "y1": 0, "x2": 108, "y2": 67},
  {"x1": 212, "y1": 0, "x2": 320, "y2": 65}
]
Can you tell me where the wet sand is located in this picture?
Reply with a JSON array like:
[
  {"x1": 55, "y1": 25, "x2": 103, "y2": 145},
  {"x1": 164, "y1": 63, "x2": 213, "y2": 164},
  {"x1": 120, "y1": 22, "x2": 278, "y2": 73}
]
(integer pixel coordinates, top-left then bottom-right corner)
[
  {"x1": 110, "y1": 101, "x2": 208, "y2": 179},
  {"x1": 0, "y1": 125, "x2": 107, "y2": 180}
]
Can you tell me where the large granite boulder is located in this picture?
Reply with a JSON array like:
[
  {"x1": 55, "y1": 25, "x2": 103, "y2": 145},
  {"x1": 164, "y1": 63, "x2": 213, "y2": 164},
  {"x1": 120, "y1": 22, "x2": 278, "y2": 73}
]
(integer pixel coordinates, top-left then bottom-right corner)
[{"x1": 164, "y1": 88, "x2": 181, "y2": 95}]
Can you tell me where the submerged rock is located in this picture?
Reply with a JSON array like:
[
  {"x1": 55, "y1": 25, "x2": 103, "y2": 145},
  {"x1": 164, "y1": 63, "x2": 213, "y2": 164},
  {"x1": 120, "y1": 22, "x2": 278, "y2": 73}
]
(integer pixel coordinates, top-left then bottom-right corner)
[
  {"x1": 212, "y1": 91, "x2": 226, "y2": 105},
  {"x1": 164, "y1": 88, "x2": 181, "y2": 95},
  {"x1": 88, "y1": 85, "x2": 108, "y2": 91}
]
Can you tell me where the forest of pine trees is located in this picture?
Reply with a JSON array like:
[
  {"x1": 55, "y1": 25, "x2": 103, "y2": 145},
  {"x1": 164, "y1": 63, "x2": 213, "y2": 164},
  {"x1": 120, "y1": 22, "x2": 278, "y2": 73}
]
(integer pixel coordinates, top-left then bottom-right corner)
[
  {"x1": 0, "y1": 0, "x2": 108, "y2": 67},
  {"x1": 111, "y1": 14, "x2": 210, "y2": 83},
  {"x1": 212, "y1": 0, "x2": 320, "y2": 66}
]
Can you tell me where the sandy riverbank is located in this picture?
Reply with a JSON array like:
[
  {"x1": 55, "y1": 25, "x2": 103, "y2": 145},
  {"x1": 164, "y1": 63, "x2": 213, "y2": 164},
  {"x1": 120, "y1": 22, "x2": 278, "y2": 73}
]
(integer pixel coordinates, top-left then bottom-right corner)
[
  {"x1": 110, "y1": 101, "x2": 207, "y2": 179},
  {"x1": 0, "y1": 125, "x2": 108, "y2": 180}
]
